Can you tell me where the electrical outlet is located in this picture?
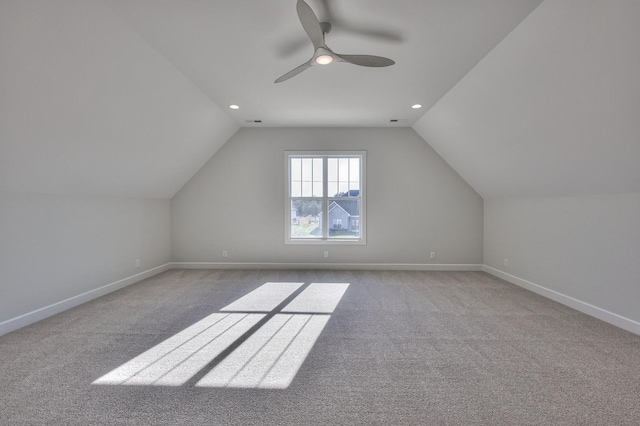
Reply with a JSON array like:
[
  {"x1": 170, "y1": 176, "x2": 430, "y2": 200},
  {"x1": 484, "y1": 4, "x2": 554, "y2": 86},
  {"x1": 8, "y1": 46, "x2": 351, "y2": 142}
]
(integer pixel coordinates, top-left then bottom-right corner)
[
  {"x1": 430, "y1": 251, "x2": 436, "y2": 259},
  {"x1": 324, "y1": 251, "x2": 329, "y2": 258},
  {"x1": 222, "y1": 250, "x2": 228, "y2": 258},
  {"x1": 504, "y1": 258, "x2": 509, "y2": 267},
  {"x1": 135, "y1": 259, "x2": 140, "y2": 268}
]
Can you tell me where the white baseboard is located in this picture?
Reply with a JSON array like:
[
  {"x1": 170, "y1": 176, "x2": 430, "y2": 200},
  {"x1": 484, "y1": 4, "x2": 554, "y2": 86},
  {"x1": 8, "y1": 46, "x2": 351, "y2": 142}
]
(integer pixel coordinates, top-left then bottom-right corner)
[
  {"x1": 171, "y1": 262, "x2": 483, "y2": 271},
  {"x1": 483, "y1": 265, "x2": 640, "y2": 336},
  {"x1": 0, "y1": 263, "x2": 172, "y2": 337},
  {"x1": 16, "y1": 262, "x2": 635, "y2": 338}
]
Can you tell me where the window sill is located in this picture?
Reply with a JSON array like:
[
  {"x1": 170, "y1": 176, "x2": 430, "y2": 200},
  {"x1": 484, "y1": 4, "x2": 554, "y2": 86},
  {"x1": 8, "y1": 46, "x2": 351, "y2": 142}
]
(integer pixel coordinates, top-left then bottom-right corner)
[{"x1": 285, "y1": 238, "x2": 366, "y2": 246}]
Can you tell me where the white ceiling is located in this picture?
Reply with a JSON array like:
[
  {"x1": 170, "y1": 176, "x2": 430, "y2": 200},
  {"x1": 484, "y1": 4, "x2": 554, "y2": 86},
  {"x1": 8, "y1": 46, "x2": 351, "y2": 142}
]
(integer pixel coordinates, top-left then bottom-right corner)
[
  {"x1": 0, "y1": 0, "x2": 543, "y2": 198},
  {"x1": 413, "y1": 0, "x2": 640, "y2": 199},
  {"x1": 104, "y1": 0, "x2": 543, "y2": 127},
  {"x1": 5, "y1": 0, "x2": 636, "y2": 202},
  {"x1": 0, "y1": 0, "x2": 238, "y2": 198}
]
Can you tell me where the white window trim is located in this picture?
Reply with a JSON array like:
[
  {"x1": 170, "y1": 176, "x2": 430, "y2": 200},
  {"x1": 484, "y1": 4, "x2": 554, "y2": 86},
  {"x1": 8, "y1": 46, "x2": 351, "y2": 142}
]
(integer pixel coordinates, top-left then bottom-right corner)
[{"x1": 285, "y1": 151, "x2": 366, "y2": 245}]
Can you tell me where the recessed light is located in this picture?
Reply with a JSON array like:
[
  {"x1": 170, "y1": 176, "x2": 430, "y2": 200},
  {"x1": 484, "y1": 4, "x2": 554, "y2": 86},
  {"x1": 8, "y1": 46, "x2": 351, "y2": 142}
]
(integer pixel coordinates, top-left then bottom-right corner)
[
  {"x1": 390, "y1": 119, "x2": 399, "y2": 123},
  {"x1": 411, "y1": 104, "x2": 422, "y2": 109},
  {"x1": 229, "y1": 105, "x2": 240, "y2": 110}
]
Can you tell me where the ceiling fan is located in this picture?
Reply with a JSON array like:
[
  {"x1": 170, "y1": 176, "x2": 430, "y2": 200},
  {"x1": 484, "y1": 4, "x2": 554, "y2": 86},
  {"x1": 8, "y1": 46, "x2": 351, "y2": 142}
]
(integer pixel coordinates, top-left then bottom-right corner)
[{"x1": 275, "y1": 0, "x2": 395, "y2": 83}]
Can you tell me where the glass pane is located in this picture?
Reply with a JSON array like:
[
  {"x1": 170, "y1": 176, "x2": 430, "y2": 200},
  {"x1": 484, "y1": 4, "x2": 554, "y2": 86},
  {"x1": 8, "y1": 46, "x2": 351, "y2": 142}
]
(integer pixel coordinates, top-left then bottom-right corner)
[
  {"x1": 301, "y1": 158, "x2": 312, "y2": 182},
  {"x1": 291, "y1": 181, "x2": 302, "y2": 197},
  {"x1": 339, "y1": 158, "x2": 349, "y2": 183},
  {"x1": 313, "y1": 158, "x2": 323, "y2": 197},
  {"x1": 346, "y1": 157, "x2": 360, "y2": 195},
  {"x1": 290, "y1": 158, "x2": 301, "y2": 182},
  {"x1": 328, "y1": 158, "x2": 338, "y2": 182},
  {"x1": 302, "y1": 181, "x2": 312, "y2": 197},
  {"x1": 328, "y1": 199, "x2": 360, "y2": 239},
  {"x1": 313, "y1": 181, "x2": 323, "y2": 197},
  {"x1": 349, "y1": 158, "x2": 360, "y2": 181},
  {"x1": 328, "y1": 181, "x2": 338, "y2": 198},
  {"x1": 338, "y1": 182, "x2": 349, "y2": 195},
  {"x1": 313, "y1": 158, "x2": 323, "y2": 179},
  {"x1": 291, "y1": 200, "x2": 323, "y2": 239}
]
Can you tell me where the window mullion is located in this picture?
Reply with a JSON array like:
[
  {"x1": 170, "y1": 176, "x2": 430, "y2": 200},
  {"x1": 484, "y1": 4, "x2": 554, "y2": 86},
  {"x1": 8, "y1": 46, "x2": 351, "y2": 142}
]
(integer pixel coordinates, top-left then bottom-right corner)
[
  {"x1": 322, "y1": 156, "x2": 328, "y2": 239},
  {"x1": 347, "y1": 157, "x2": 350, "y2": 194}
]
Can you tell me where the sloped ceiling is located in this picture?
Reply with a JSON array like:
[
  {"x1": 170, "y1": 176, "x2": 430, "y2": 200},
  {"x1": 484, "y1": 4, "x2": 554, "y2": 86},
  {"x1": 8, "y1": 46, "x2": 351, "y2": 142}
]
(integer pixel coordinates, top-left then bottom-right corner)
[
  {"x1": 0, "y1": 0, "x2": 544, "y2": 199},
  {"x1": 0, "y1": 0, "x2": 238, "y2": 198},
  {"x1": 4, "y1": 0, "x2": 637, "y2": 203},
  {"x1": 413, "y1": 0, "x2": 640, "y2": 199},
  {"x1": 103, "y1": 0, "x2": 542, "y2": 127}
]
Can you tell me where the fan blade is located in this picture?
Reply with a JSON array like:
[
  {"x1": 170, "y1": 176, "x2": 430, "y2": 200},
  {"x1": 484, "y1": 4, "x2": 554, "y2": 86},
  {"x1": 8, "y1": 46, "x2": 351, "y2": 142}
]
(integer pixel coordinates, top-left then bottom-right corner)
[
  {"x1": 335, "y1": 54, "x2": 395, "y2": 67},
  {"x1": 297, "y1": 0, "x2": 325, "y2": 50},
  {"x1": 275, "y1": 60, "x2": 313, "y2": 83},
  {"x1": 318, "y1": 0, "x2": 403, "y2": 43},
  {"x1": 335, "y1": 25, "x2": 403, "y2": 43}
]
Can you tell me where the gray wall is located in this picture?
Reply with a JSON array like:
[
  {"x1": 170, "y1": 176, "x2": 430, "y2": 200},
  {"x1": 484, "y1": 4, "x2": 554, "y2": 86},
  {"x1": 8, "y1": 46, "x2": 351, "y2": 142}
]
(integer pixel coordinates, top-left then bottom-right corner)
[
  {"x1": 171, "y1": 127, "x2": 483, "y2": 265},
  {"x1": 484, "y1": 193, "x2": 640, "y2": 324},
  {"x1": 0, "y1": 192, "x2": 171, "y2": 329},
  {"x1": 412, "y1": 0, "x2": 640, "y2": 332}
]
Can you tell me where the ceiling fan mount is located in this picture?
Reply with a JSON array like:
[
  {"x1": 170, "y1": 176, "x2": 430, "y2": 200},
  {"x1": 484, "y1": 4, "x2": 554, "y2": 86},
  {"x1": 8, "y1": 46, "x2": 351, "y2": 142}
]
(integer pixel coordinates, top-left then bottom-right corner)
[{"x1": 275, "y1": 0, "x2": 395, "y2": 83}]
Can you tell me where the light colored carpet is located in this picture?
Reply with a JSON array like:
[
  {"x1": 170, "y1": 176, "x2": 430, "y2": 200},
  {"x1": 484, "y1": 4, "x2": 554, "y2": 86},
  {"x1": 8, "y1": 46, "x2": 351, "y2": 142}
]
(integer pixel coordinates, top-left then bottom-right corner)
[{"x1": 1, "y1": 269, "x2": 639, "y2": 425}]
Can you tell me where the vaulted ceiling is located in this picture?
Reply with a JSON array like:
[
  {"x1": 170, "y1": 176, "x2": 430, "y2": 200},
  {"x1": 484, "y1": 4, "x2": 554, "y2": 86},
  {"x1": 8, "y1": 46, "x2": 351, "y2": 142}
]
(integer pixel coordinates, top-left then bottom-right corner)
[
  {"x1": 1, "y1": 0, "x2": 638, "y2": 201},
  {"x1": 414, "y1": 0, "x2": 640, "y2": 199},
  {"x1": 103, "y1": 0, "x2": 542, "y2": 127}
]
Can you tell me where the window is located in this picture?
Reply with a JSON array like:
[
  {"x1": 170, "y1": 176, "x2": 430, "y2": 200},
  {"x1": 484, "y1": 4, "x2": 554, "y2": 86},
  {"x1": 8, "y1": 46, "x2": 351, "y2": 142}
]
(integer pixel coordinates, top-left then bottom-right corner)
[{"x1": 286, "y1": 151, "x2": 365, "y2": 244}]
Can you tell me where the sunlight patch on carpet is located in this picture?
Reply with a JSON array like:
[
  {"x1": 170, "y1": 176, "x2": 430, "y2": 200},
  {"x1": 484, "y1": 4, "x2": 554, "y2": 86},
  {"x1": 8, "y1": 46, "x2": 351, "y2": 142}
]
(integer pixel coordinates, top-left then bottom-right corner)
[
  {"x1": 93, "y1": 281, "x2": 349, "y2": 389},
  {"x1": 196, "y1": 314, "x2": 330, "y2": 389}
]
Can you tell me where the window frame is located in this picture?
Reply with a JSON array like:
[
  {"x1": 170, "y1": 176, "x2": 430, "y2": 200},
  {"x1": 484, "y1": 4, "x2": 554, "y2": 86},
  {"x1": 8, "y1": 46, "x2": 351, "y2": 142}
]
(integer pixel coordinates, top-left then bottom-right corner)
[{"x1": 285, "y1": 151, "x2": 366, "y2": 245}]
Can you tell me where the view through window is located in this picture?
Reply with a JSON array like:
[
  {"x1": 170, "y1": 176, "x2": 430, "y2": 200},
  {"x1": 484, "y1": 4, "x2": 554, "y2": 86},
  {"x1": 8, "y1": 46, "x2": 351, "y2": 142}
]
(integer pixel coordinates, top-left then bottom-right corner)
[{"x1": 287, "y1": 152, "x2": 365, "y2": 244}]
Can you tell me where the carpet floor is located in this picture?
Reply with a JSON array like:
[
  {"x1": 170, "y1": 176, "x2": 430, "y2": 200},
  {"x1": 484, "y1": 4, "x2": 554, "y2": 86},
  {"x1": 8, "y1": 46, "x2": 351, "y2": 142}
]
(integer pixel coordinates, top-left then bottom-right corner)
[{"x1": 1, "y1": 269, "x2": 639, "y2": 425}]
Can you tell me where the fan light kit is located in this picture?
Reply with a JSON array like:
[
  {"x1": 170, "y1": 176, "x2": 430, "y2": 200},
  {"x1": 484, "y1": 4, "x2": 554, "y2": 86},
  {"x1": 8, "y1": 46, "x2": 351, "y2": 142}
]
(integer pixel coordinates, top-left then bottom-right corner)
[
  {"x1": 315, "y1": 55, "x2": 334, "y2": 65},
  {"x1": 275, "y1": 0, "x2": 395, "y2": 83}
]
